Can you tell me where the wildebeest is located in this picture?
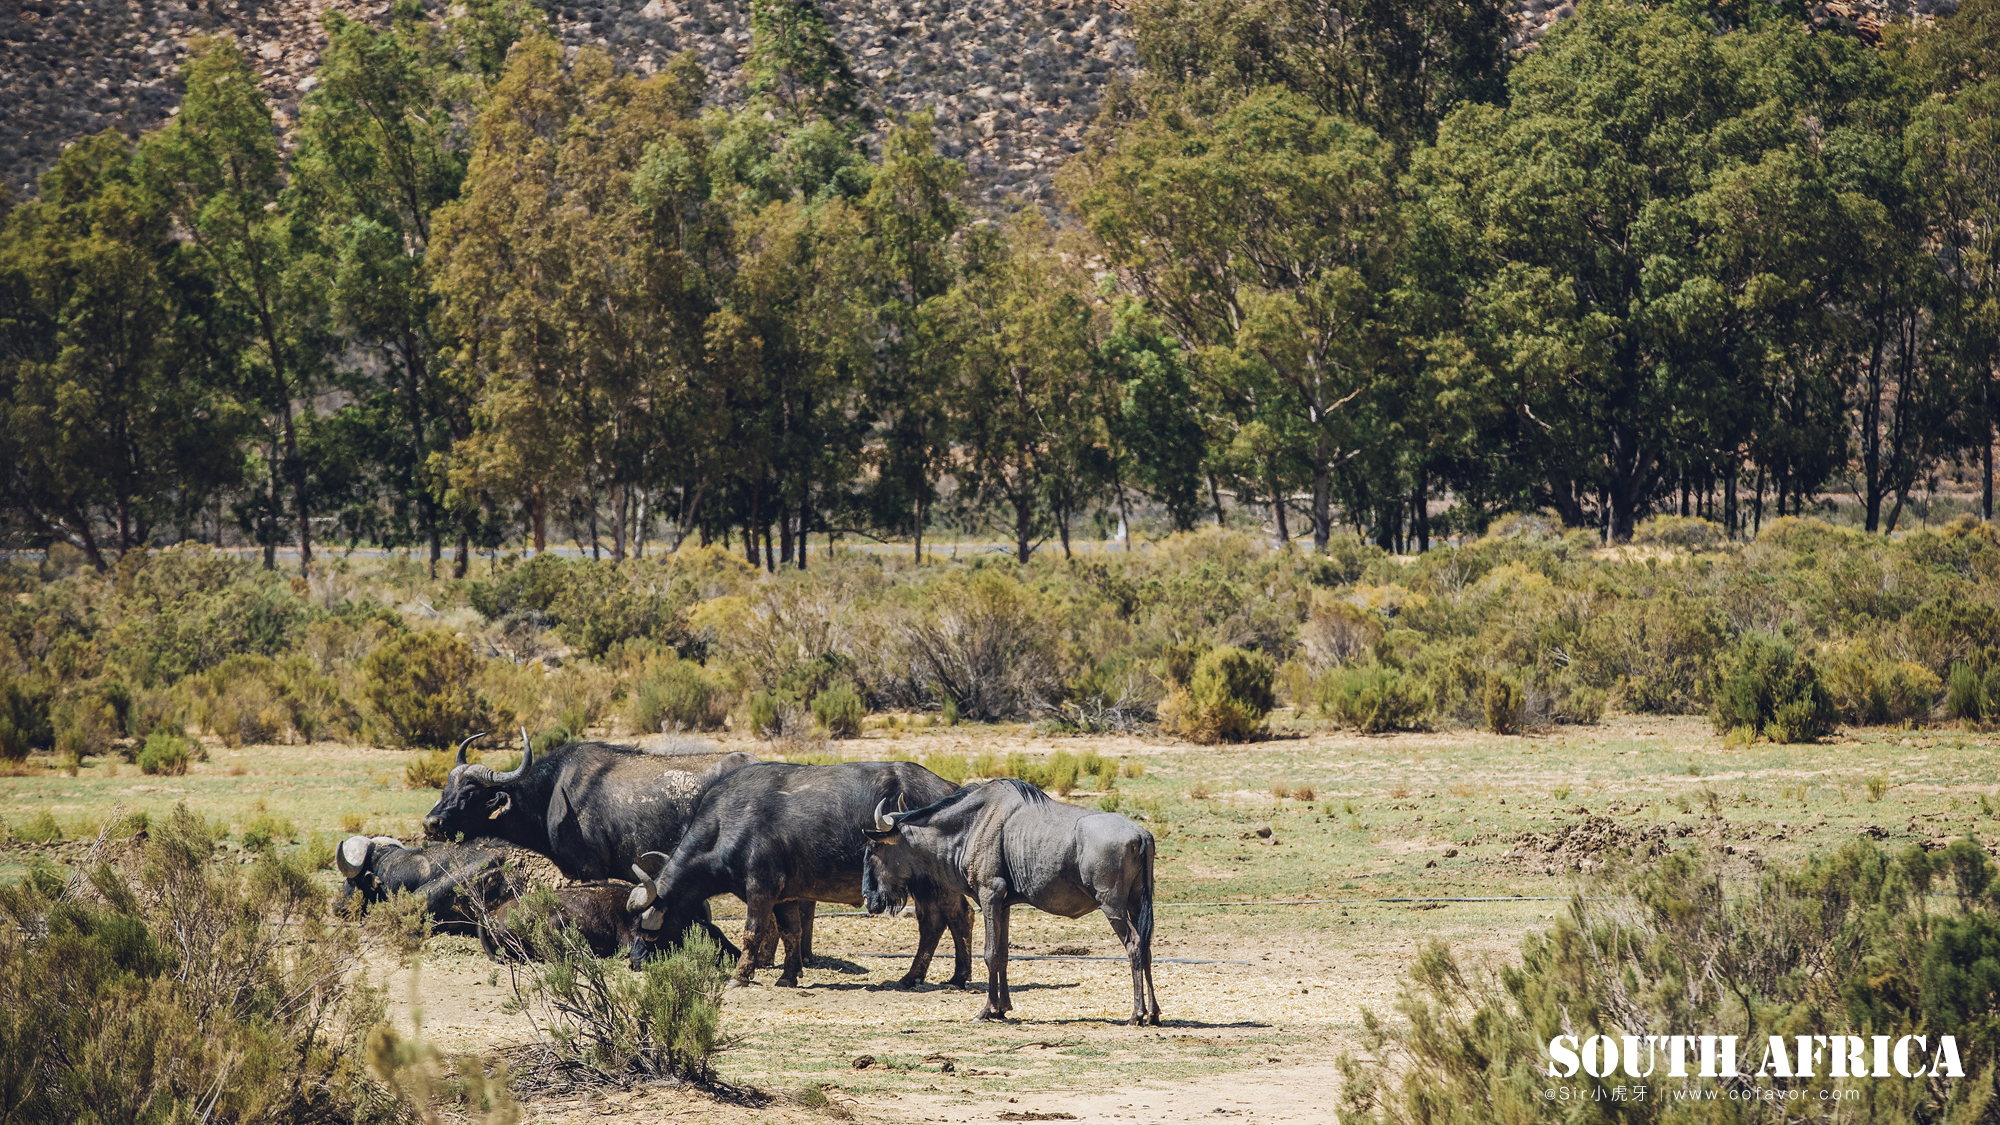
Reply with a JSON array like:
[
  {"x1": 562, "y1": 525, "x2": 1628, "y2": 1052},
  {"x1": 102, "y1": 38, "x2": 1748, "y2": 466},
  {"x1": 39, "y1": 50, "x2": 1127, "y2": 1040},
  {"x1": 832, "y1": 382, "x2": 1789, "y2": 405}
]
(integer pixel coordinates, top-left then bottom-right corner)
[
  {"x1": 335, "y1": 834, "x2": 518, "y2": 935},
  {"x1": 420, "y1": 733, "x2": 809, "y2": 962},
  {"x1": 634, "y1": 761, "x2": 974, "y2": 989},
  {"x1": 479, "y1": 883, "x2": 742, "y2": 966},
  {"x1": 862, "y1": 778, "x2": 1161, "y2": 1026}
]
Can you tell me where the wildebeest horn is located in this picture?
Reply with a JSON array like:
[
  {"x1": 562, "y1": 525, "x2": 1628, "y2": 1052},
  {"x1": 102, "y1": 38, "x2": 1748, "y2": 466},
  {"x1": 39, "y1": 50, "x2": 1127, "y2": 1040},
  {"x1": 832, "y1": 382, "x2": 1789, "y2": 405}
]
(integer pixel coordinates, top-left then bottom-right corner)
[
  {"x1": 873, "y1": 798, "x2": 895, "y2": 831},
  {"x1": 456, "y1": 731, "x2": 488, "y2": 766},
  {"x1": 336, "y1": 835, "x2": 372, "y2": 880}
]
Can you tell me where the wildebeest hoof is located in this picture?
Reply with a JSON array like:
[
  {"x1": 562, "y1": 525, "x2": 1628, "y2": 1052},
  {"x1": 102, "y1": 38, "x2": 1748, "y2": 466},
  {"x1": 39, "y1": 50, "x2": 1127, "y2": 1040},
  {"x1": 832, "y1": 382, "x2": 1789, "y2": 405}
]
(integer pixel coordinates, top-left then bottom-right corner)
[
  {"x1": 893, "y1": 975, "x2": 923, "y2": 990},
  {"x1": 775, "y1": 976, "x2": 800, "y2": 988},
  {"x1": 975, "y1": 1007, "x2": 1009, "y2": 1021}
]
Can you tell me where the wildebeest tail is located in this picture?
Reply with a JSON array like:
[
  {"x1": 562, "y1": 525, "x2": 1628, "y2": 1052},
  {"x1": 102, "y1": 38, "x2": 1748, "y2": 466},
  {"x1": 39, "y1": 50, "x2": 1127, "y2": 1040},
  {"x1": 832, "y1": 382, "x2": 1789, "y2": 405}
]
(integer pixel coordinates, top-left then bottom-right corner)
[{"x1": 1136, "y1": 836, "x2": 1154, "y2": 947}]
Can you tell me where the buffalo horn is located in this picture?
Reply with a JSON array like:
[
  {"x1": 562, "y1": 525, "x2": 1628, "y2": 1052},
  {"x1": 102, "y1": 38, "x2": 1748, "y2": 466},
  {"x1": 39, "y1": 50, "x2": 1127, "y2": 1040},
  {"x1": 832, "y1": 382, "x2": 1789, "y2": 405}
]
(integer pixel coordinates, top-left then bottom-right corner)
[
  {"x1": 627, "y1": 883, "x2": 656, "y2": 912},
  {"x1": 638, "y1": 905, "x2": 665, "y2": 931},
  {"x1": 873, "y1": 797, "x2": 895, "y2": 831},
  {"x1": 336, "y1": 836, "x2": 373, "y2": 880},
  {"x1": 492, "y1": 727, "x2": 534, "y2": 782},
  {"x1": 455, "y1": 731, "x2": 488, "y2": 766}
]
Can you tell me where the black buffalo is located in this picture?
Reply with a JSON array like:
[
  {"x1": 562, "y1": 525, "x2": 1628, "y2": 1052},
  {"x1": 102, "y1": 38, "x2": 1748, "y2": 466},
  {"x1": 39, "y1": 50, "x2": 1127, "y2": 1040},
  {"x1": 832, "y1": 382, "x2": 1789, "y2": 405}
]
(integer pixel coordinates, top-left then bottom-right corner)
[
  {"x1": 862, "y1": 778, "x2": 1161, "y2": 1025},
  {"x1": 635, "y1": 761, "x2": 974, "y2": 989},
  {"x1": 335, "y1": 835, "x2": 519, "y2": 934},
  {"x1": 479, "y1": 883, "x2": 742, "y2": 966},
  {"x1": 420, "y1": 734, "x2": 808, "y2": 962}
]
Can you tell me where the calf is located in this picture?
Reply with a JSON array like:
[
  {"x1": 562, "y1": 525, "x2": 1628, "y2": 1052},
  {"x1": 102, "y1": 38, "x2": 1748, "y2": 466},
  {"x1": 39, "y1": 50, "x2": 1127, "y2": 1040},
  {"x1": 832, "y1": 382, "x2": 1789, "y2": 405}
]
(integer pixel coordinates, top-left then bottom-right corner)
[
  {"x1": 335, "y1": 835, "x2": 517, "y2": 935},
  {"x1": 480, "y1": 884, "x2": 742, "y2": 966},
  {"x1": 862, "y1": 779, "x2": 1161, "y2": 1025}
]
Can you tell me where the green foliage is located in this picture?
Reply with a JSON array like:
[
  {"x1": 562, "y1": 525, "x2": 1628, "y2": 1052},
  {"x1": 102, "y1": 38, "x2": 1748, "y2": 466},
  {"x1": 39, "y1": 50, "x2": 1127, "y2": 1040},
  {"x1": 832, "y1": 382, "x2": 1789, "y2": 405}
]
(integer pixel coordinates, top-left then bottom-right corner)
[
  {"x1": 747, "y1": 690, "x2": 786, "y2": 739},
  {"x1": 810, "y1": 680, "x2": 864, "y2": 739},
  {"x1": 137, "y1": 731, "x2": 193, "y2": 776},
  {"x1": 404, "y1": 751, "x2": 454, "y2": 789},
  {"x1": 921, "y1": 751, "x2": 970, "y2": 785},
  {"x1": 1480, "y1": 673, "x2": 1522, "y2": 736},
  {"x1": 1317, "y1": 663, "x2": 1429, "y2": 734},
  {"x1": 1826, "y1": 648, "x2": 1941, "y2": 726},
  {"x1": 1163, "y1": 645, "x2": 1276, "y2": 744},
  {"x1": 466, "y1": 556, "x2": 690, "y2": 660},
  {"x1": 362, "y1": 629, "x2": 491, "y2": 749},
  {"x1": 1338, "y1": 839, "x2": 2000, "y2": 1125},
  {"x1": 0, "y1": 672, "x2": 52, "y2": 761},
  {"x1": 493, "y1": 889, "x2": 728, "y2": 1081},
  {"x1": 628, "y1": 658, "x2": 728, "y2": 734},
  {"x1": 0, "y1": 804, "x2": 378, "y2": 1121},
  {"x1": 1712, "y1": 633, "x2": 1839, "y2": 743},
  {"x1": 17, "y1": 809, "x2": 62, "y2": 844}
]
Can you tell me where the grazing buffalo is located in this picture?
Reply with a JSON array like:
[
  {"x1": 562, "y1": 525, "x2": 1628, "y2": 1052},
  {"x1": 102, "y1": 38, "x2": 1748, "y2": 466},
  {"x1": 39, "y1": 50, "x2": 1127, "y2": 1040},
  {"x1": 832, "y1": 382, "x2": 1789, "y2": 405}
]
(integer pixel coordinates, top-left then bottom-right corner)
[
  {"x1": 420, "y1": 733, "x2": 806, "y2": 962},
  {"x1": 479, "y1": 883, "x2": 742, "y2": 967},
  {"x1": 335, "y1": 835, "x2": 519, "y2": 934},
  {"x1": 634, "y1": 761, "x2": 974, "y2": 989},
  {"x1": 862, "y1": 778, "x2": 1161, "y2": 1026}
]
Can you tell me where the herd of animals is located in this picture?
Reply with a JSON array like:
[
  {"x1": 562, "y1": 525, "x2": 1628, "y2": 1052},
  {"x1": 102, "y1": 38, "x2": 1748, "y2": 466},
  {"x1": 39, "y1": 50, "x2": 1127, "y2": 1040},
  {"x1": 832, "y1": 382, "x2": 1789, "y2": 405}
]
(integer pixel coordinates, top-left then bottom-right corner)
[{"x1": 336, "y1": 733, "x2": 1163, "y2": 1026}]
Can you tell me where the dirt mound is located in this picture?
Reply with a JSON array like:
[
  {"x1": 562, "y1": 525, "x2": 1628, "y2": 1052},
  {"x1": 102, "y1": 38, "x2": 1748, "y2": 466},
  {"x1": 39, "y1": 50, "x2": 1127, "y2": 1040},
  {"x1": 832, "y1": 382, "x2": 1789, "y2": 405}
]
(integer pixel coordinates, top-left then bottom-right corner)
[{"x1": 1506, "y1": 814, "x2": 1697, "y2": 875}]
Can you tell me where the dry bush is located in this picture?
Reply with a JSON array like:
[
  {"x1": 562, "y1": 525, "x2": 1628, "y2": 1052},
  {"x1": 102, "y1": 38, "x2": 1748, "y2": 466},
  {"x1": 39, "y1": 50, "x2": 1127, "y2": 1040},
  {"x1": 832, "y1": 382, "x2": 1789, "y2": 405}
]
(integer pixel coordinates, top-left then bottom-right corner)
[
  {"x1": 628, "y1": 658, "x2": 729, "y2": 734},
  {"x1": 1299, "y1": 597, "x2": 1385, "y2": 672},
  {"x1": 896, "y1": 570, "x2": 1060, "y2": 722},
  {"x1": 1161, "y1": 645, "x2": 1276, "y2": 744},
  {"x1": 364, "y1": 631, "x2": 493, "y2": 750}
]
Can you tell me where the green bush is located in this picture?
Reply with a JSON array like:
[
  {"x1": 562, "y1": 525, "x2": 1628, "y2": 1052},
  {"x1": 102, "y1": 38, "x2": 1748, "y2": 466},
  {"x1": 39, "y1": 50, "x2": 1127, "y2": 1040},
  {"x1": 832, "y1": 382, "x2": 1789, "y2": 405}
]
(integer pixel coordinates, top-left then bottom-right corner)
[
  {"x1": 1163, "y1": 645, "x2": 1276, "y2": 744},
  {"x1": 1337, "y1": 839, "x2": 2000, "y2": 1125},
  {"x1": 137, "y1": 731, "x2": 193, "y2": 776},
  {"x1": 362, "y1": 630, "x2": 492, "y2": 749},
  {"x1": 404, "y1": 751, "x2": 453, "y2": 789},
  {"x1": 921, "y1": 751, "x2": 970, "y2": 784},
  {"x1": 810, "y1": 680, "x2": 865, "y2": 739},
  {"x1": 466, "y1": 554, "x2": 689, "y2": 659},
  {"x1": 1317, "y1": 663, "x2": 1429, "y2": 733},
  {"x1": 628, "y1": 658, "x2": 728, "y2": 734},
  {"x1": 1480, "y1": 674, "x2": 1522, "y2": 735},
  {"x1": 1632, "y1": 514, "x2": 1725, "y2": 550},
  {"x1": 1906, "y1": 596, "x2": 2000, "y2": 677},
  {"x1": 17, "y1": 809, "x2": 61, "y2": 844},
  {"x1": 0, "y1": 673, "x2": 53, "y2": 761},
  {"x1": 747, "y1": 690, "x2": 786, "y2": 739},
  {"x1": 1711, "y1": 633, "x2": 1839, "y2": 743},
  {"x1": 51, "y1": 690, "x2": 118, "y2": 762},
  {"x1": 1827, "y1": 649, "x2": 1941, "y2": 726},
  {"x1": 0, "y1": 803, "x2": 380, "y2": 1122}
]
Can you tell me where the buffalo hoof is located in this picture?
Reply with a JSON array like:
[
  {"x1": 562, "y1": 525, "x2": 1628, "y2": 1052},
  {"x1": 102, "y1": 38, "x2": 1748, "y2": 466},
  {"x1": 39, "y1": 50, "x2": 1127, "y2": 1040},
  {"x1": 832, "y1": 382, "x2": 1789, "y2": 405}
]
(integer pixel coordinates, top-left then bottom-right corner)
[
  {"x1": 775, "y1": 975, "x2": 800, "y2": 988},
  {"x1": 946, "y1": 979, "x2": 973, "y2": 992},
  {"x1": 727, "y1": 979, "x2": 753, "y2": 989},
  {"x1": 892, "y1": 975, "x2": 924, "y2": 991}
]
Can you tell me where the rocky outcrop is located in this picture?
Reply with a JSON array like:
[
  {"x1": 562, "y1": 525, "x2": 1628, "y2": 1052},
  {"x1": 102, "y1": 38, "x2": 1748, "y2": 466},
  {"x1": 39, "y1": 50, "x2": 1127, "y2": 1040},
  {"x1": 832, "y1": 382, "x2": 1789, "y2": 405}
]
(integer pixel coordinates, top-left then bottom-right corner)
[
  {"x1": 2, "y1": 0, "x2": 1137, "y2": 208},
  {"x1": 0, "y1": 0, "x2": 1963, "y2": 208}
]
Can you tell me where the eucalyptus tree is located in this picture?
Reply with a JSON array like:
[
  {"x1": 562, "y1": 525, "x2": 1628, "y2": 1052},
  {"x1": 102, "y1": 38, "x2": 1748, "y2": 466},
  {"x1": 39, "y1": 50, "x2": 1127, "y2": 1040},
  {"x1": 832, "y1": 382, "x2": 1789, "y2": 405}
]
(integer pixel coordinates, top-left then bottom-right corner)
[
  {"x1": 0, "y1": 134, "x2": 248, "y2": 568},
  {"x1": 139, "y1": 38, "x2": 326, "y2": 571},
  {"x1": 1067, "y1": 89, "x2": 1401, "y2": 550}
]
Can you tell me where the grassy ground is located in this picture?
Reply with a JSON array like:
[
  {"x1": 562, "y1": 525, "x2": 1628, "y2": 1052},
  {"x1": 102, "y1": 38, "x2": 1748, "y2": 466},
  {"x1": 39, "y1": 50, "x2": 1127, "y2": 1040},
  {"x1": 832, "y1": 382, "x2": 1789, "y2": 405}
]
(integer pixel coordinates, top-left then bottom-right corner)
[{"x1": 4, "y1": 713, "x2": 1996, "y2": 1123}]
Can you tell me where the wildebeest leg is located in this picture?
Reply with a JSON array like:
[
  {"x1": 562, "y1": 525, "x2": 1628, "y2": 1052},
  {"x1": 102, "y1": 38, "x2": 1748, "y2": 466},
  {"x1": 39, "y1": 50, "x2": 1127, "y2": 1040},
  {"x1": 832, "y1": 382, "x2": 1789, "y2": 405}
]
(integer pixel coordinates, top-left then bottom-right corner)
[
  {"x1": 1103, "y1": 909, "x2": 1150, "y2": 1027},
  {"x1": 943, "y1": 894, "x2": 973, "y2": 988},
  {"x1": 975, "y1": 886, "x2": 1011, "y2": 1020}
]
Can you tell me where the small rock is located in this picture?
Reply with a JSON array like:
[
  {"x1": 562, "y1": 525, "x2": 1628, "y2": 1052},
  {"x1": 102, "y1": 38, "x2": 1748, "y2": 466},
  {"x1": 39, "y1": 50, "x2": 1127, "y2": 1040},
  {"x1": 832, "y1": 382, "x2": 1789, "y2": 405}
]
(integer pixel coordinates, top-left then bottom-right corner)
[
  {"x1": 1443, "y1": 847, "x2": 1459, "y2": 858},
  {"x1": 1254, "y1": 825, "x2": 1272, "y2": 838},
  {"x1": 852, "y1": 1055, "x2": 876, "y2": 1069}
]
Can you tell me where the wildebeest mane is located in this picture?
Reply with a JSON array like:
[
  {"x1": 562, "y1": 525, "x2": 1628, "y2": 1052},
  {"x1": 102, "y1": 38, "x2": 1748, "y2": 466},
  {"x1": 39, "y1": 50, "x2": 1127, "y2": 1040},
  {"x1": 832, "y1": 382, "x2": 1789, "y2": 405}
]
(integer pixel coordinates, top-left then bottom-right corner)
[{"x1": 896, "y1": 777, "x2": 1048, "y2": 825}]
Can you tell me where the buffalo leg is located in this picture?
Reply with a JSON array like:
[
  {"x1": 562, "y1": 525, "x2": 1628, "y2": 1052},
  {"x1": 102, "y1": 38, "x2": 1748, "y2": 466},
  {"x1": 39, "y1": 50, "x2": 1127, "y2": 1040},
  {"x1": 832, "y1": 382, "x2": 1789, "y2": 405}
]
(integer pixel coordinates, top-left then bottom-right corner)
[
  {"x1": 975, "y1": 886, "x2": 1011, "y2": 1020},
  {"x1": 734, "y1": 889, "x2": 781, "y2": 987},
  {"x1": 899, "y1": 900, "x2": 946, "y2": 988},
  {"x1": 773, "y1": 900, "x2": 806, "y2": 988},
  {"x1": 798, "y1": 902, "x2": 815, "y2": 963}
]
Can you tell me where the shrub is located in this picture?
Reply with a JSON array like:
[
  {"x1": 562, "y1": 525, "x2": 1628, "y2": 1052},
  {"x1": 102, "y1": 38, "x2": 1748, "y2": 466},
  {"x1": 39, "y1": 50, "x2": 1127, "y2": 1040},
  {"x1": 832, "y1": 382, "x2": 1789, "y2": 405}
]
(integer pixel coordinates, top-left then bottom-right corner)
[
  {"x1": 1097, "y1": 793, "x2": 1122, "y2": 813},
  {"x1": 466, "y1": 554, "x2": 689, "y2": 659},
  {"x1": 404, "y1": 751, "x2": 454, "y2": 789},
  {"x1": 898, "y1": 570, "x2": 1061, "y2": 721},
  {"x1": 1163, "y1": 645, "x2": 1276, "y2": 744},
  {"x1": 17, "y1": 809, "x2": 61, "y2": 843},
  {"x1": 241, "y1": 811, "x2": 295, "y2": 851},
  {"x1": 1947, "y1": 660, "x2": 1983, "y2": 720},
  {"x1": 51, "y1": 690, "x2": 118, "y2": 762},
  {"x1": 1632, "y1": 514, "x2": 1725, "y2": 550},
  {"x1": 1711, "y1": 633, "x2": 1839, "y2": 743},
  {"x1": 628, "y1": 658, "x2": 728, "y2": 734},
  {"x1": 1299, "y1": 599, "x2": 1384, "y2": 671},
  {"x1": 1317, "y1": 663, "x2": 1429, "y2": 733},
  {"x1": 811, "y1": 681, "x2": 865, "y2": 739},
  {"x1": 137, "y1": 731, "x2": 193, "y2": 776},
  {"x1": 1827, "y1": 649, "x2": 1941, "y2": 726},
  {"x1": 1336, "y1": 841, "x2": 2000, "y2": 1125},
  {"x1": 363, "y1": 630, "x2": 492, "y2": 749},
  {"x1": 0, "y1": 803, "x2": 378, "y2": 1122},
  {"x1": 1480, "y1": 674, "x2": 1522, "y2": 735},
  {"x1": 1906, "y1": 596, "x2": 2000, "y2": 677},
  {"x1": 0, "y1": 673, "x2": 53, "y2": 761},
  {"x1": 488, "y1": 889, "x2": 728, "y2": 1082},
  {"x1": 922, "y1": 751, "x2": 970, "y2": 785}
]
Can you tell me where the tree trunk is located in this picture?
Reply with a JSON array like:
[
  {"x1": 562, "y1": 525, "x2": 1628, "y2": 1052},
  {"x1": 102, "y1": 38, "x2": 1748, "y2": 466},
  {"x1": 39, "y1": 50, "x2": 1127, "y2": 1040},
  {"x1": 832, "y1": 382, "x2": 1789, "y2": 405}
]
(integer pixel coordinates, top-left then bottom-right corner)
[
  {"x1": 1015, "y1": 492, "x2": 1034, "y2": 564},
  {"x1": 263, "y1": 445, "x2": 280, "y2": 570},
  {"x1": 1309, "y1": 432, "x2": 1333, "y2": 551},
  {"x1": 1118, "y1": 487, "x2": 1133, "y2": 553},
  {"x1": 1413, "y1": 466, "x2": 1429, "y2": 553},
  {"x1": 1984, "y1": 406, "x2": 1994, "y2": 523},
  {"x1": 747, "y1": 480, "x2": 764, "y2": 568},
  {"x1": 453, "y1": 523, "x2": 469, "y2": 580},
  {"x1": 1862, "y1": 315, "x2": 1887, "y2": 532},
  {"x1": 1207, "y1": 471, "x2": 1225, "y2": 527},
  {"x1": 796, "y1": 485, "x2": 809, "y2": 571},
  {"x1": 531, "y1": 482, "x2": 547, "y2": 552},
  {"x1": 611, "y1": 482, "x2": 626, "y2": 563},
  {"x1": 913, "y1": 492, "x2": 924, "y2": 564},
  {"x1": 1752, "y1": 464, "x2": 1766, "y2": 537}
]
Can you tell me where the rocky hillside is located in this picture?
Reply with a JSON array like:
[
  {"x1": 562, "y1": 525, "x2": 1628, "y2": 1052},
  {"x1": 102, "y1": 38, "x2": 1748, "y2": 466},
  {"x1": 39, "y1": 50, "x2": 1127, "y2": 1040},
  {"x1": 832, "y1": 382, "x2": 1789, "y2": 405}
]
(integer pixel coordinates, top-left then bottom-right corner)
[{"x1": 0, "y1": 0, "x2": 1959, "y2": 207}]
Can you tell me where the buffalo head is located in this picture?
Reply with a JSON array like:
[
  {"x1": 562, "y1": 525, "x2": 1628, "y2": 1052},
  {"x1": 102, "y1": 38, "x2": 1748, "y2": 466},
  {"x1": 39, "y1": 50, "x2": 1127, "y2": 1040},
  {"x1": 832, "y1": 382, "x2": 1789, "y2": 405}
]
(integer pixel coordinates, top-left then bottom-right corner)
[{"x1": 423, "y1": 730, "x2": 535, "y2": 842}]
